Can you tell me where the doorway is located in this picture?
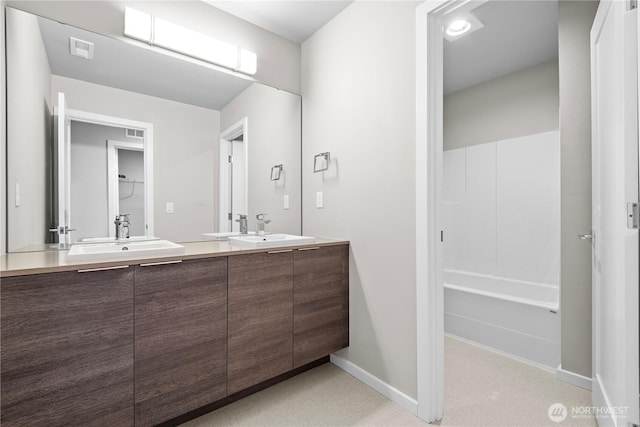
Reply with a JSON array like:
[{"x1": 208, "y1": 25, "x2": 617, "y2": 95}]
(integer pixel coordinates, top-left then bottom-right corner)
[
  {"x1": 219, "y1": 118, "x2": 248, "y2": 232},
  {"x1": 416, "y1": 0, "x2": 640, "y2": 424}
]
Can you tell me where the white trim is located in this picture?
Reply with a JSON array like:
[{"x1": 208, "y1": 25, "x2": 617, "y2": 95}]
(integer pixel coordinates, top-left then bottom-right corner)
[
  {"x1": 556, "y1": 365, "x2": 592, "y2": 391},
  {"x1": 219, "y1": 118, "x2": 249, "y2": 232},
  {"x1": 107, "y1": 140, "x2": 144, "y2": 238},
  {"x1": 330, "y1": 354, "x2": 418, "y2": 416},
  {"x1": 416, "y1": 1, "x2": 489, "y2": 422},
  {"x1": 66, "y1": 108, "x2": 154, "y2": 238}
]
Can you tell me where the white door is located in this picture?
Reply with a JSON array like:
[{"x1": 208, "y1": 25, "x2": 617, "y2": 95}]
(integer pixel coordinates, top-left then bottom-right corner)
[
  {"x1": 53, "y1": 92, "x2": 72, "y2": 245},
  {"x1": 230, "y1": 139, "x2": 246, "y2": 232},
  {"x1": 591, "y1": 2, "x2": 640, "y2": 426},
  {"x1": 219, "y1": 119, "x2": 248, "y2": 233}
]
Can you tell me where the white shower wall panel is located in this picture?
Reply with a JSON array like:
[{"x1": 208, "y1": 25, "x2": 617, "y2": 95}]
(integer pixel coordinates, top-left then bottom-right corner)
[
  {"x1": 443, "y1": 143, "x2": 497, "y2": 275},
  {"x1": 496, "y1": 131, "x2": 560, "y2": 286},
  {"x1": 443, "y1": 131, "x2": 560, "y2": 287}
]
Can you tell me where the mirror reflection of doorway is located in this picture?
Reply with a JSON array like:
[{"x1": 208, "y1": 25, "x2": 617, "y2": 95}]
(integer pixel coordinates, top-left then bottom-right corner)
[
  {"x1": 54, "y1": 91, "x2": 154, "y2": 243},
  {"x1": 219, "y1": 118, "x2": 248, "y2": 233},
  {"x1": 70, "y1": 123, "x2": 144, "y2": 241},
  {"x1": 107, "y1": 140, "x2": 145, "y2": 238}
]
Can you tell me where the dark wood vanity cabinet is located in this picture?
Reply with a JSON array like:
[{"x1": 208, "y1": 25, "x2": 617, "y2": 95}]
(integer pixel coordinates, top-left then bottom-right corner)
[
  {"x1": 134, "y1": 258, "x2": 228, "y2": 427},
  {"x1": 0, "y1": 267, "x2": 134, "y2": 427},
  {"x1": 293, "y1": 245, "x2": 349, "y2": 367},
  {"x1": 227, "y1": 251, "x2": 294, "y2": 394},
  {"x1": 0, "y1": 242, "x2": 349, "y2": 425}
]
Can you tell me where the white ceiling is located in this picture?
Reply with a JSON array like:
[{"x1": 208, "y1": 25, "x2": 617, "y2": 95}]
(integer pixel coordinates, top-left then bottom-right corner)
[
  {"x1": 203, "y1": 1, "x2": 353, "y2": 43},
  {"x1": 38, "y1": 16, "x2": 253, "y2": 110},
  {"x1": 444, "y1": 0, "x2": 559, "y2": 95}
]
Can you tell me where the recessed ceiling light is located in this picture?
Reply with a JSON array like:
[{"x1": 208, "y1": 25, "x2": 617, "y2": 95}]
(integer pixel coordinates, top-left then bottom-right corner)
[
  {"x1": 69, "y1": 37, "x2": 94, "y2": 60},
  {"x1": 447, "y1": 20, "x2": 471, "y2": 37},
  {"x1": 443, "y1": 13, "x2": 484, "y2": 42}
]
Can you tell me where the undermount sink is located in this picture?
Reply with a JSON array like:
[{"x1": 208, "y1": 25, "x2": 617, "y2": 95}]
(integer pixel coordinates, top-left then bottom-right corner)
[
  {"x1": 67, "y1": 239, "x2": 185, "y2": 261},
  {"x1": 228, "y1": 233, "x2": 315, "y2": 248}
]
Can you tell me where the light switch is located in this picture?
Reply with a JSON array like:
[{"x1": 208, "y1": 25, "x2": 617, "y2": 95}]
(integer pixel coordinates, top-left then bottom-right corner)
[
  {"x1": 15, "y1": 183, "x2": 20, "y2": 207},
  {"x1": 283, "y1": 195, "x2": 289, "y2": 210},
  {"x1": 166, "y1": 202, "x2": 174, "y2": 213},
  {"x1": 316, "y1": 191, "x2": 324, "y2": 209}
]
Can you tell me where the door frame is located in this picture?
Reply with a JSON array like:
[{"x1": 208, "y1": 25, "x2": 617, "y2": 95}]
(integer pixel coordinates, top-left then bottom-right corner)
[
  {"x1": 106, "y1": 140, "x2": 144, "y2": 238},
  {"x1": 415, "y1": 0, "x2": 489, "y2": 421},
  {"x1": 219, "y1": 117, "x2": 248, "y2": 232},
  {"x1": 66, "y1": 108, "x2": 154, "y2": 237}
]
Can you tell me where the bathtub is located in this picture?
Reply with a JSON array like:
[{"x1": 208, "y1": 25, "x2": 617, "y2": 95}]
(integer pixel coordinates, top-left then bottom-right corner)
[{"x1": 444, "y1": 269, "x2": 560, "y2": 369}]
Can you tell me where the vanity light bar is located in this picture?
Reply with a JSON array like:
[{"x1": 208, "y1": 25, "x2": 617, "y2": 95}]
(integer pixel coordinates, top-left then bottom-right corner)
[{"x1": 123, "y1": 7, "x2": 257, "y2": 75}]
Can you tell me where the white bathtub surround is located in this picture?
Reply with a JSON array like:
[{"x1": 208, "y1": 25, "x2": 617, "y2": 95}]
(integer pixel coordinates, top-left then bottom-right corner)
[
  {"x1": 443, "y1": 131, "x2": 560, "y2": 369},
  {"x1": 443, "y1": 131, "x2": 560, "y2": 285},
  {"x1": 444, "y1": 270, "x2": 560, "y2": 369}
]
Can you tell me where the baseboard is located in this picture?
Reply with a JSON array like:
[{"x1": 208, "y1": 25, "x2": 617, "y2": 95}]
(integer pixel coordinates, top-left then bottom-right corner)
[
  {"x1": 556, "y1": 365, "x2": 592, "y2": 390},
  {"x1": 330, "y1": 354, "x2": 418, "y2": 416}
]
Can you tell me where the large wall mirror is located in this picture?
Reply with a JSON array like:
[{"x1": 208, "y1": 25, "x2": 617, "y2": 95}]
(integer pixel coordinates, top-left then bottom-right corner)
[{"x1": 5, "y1": 6, "x2": 302, "y2": 252}]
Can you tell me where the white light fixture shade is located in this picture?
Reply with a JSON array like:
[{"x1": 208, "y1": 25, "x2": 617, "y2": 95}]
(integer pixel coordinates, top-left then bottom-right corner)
[
  {"x1": 154, "y1": 17, "x2": 238, "y2": 69},
  {"x1": 239, "y1": 49, "x2": 257, "y2": 75},
  {"x1": 124, "y1": 7, "x2": 152, "y2": 42},
  {"x1": 123, "y1": 7, "x2": 257, "y2": 75}
]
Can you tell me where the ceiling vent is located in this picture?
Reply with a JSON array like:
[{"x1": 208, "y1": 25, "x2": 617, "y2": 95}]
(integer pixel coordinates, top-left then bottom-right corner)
[
  {"x1": 69, "y1": 37, "x2": 94, "y2": 60},
  {"x1": 126, "y1": 128, "x2": 144, "y2": 139}
]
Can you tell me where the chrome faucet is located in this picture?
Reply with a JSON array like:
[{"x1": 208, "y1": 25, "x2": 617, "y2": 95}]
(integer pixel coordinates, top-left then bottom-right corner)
[
  {"x1": 114, "y1": 214, "x2": 130, "y2": 240},
  {"x1": 256, "y1": 213, "x2": 271, "y2": 236},
  {"x1": 235, "y1": 214, "x2": 248, "y2": 234}
]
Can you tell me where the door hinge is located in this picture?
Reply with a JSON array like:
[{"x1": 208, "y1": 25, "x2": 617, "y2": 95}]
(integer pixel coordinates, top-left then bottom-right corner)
[
  {"x1": 228, "y1": 212, "x2": 232, "y2": 220},
  {"x1": 627, "y1": 203, "x2": 639, "y2": 229},
  {"x1": 228, "y1": 155, "x2": 233, "y2": 163},
  {"x1": 441, "y1": 230, "x2": 444, "y2": 242}
]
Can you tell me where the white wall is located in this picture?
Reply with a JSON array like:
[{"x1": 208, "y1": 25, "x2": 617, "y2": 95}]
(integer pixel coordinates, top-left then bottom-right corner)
[
  {"x1": 558, "y1": 0, "x2": 599, "y2": 379},
  {"x1": 6, "y1": 7, "x2": 53, "y2": 252},
  {"x1": 444, "y1": 60, "x2": 559, "y2": 151},
  {"x1": 221, "y1": 83, "x2": 301, "y2": 235},
  {"x1": 52, "y1": 75, "x2": 219, "y2": 243},
  {"x1": 69, "y1": 122, "x2": 139, "y2": 241},
  {"x1": 5, "y1": 0, "x2": 301, "y2": 94},
  {"x1": 443, "y1": 132, "x2": 560, "y2": 287},
  {"x1": 302, "y1": 1, "x2": 418, "y2": 398}
]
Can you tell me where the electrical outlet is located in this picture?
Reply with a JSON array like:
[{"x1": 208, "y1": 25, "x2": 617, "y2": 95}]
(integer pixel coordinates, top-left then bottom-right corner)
[
  {"x1": 166, "y1": 202, "x2": 174, "y2": 213},
  {"x1": 316, "y1": 191, "x2": 324, "y2": 208},
  {"x1": 283, "y1": 195, "x2": 289, "y2": 210}
]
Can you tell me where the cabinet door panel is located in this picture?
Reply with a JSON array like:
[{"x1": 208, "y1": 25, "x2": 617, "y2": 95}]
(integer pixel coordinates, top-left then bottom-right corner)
[
  {"x1": 294, "y1": 245, "x2": 349, "y2": 367},
  {"x1": 135, "y1": 258, "x2": 227, "y2": 427},
  {"x1": 1, "y1": 268, "x2": 134, "y2": 427},
  {"x1": 227, "y1": 252, "x2": 293, "y2": 395}
]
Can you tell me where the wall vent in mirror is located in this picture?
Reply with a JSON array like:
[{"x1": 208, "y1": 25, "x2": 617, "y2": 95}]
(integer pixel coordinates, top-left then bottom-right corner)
[
  {"x1": 126, "y1": 128, "x2": 144, "y2": 139},
  {"x1": 123, "y1": 7, "x2": 257, "y2": 75},
  {"x1": 69, "y1": 37, "x2": 94, "y2": 59}
]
